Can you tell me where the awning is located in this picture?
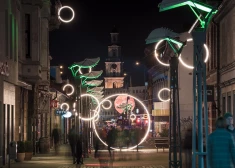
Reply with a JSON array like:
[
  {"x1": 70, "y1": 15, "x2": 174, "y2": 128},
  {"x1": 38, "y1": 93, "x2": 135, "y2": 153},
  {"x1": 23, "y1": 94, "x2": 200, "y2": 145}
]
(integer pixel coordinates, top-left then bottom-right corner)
[{"x1": 17, "y1": 80, "x2": 32, "y2": 90}]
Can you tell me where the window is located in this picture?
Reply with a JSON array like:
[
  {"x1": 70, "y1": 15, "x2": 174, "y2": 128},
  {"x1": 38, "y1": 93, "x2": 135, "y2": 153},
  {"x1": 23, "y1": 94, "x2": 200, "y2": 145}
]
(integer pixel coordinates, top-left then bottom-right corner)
[
  {"x1": 5, "y1": 10, "x2": 8, "y2": 58},
  {"x1": 227, "y1": 94, "x2": 231, "y2": 112},
  {"x1": 222, "y1": 95, "x2": 226, "y2": 113},
  {"x1": 25, "y1": 14, "x2": 31, "y2": 58}
]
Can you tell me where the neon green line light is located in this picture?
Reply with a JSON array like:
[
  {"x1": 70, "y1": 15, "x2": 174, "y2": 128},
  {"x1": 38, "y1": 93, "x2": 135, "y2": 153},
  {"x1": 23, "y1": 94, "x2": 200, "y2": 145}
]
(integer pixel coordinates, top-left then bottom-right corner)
[{"x1": 159, "y1": 1, "x2": 217, "y2": 13}]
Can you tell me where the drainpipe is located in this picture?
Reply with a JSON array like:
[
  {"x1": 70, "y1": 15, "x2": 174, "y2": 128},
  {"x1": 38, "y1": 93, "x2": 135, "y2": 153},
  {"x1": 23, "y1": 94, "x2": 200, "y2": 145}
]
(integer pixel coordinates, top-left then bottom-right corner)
[{"x1": 212, "y1": 20, "x2": 221, "y2": 117}]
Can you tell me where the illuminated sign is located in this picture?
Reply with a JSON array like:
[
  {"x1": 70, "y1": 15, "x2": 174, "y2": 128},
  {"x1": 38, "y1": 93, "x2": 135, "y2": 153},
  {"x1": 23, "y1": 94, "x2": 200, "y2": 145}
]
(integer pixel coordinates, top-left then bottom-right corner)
[{"x1": 55, "y1": 109, "x2": 67, "y2": 116}]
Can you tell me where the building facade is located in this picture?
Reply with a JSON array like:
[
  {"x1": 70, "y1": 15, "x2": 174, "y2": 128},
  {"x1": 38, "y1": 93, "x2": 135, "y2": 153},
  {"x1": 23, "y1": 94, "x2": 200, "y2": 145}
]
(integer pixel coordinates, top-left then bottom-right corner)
[
  {"x1": 207, "y1": 0, "x2": 235, "y2": 128},
  {"x1": 0, "y1": 0, "x2": 61, "y2": 165},
  {"x1": 146, "y1": 30, "x2": 194, "y2": 137}
]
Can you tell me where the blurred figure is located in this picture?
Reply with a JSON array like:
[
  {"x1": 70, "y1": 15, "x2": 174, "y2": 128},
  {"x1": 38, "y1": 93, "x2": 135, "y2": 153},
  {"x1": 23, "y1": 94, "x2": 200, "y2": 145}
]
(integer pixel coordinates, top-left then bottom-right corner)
[
  {"x1": 224, "y1": 112, "x2": 235, "y2": 134},
  {"x1": 52, "y1": 124, "x2": 60, "y2": 155},
  {"x1": 208, "y1": 117, "x2": 235, "y2": 168},
  {"x1": 183, "y1": 127, "x2": 192, "y2": 168},
  {"x1": 94, "y1": 135, "x2": 111, "y2": 167},
  {"x1": 75, "y1": 137, "x2": 83, "y2": 165},
  {"x1": 107, "y1": 126, "x2": 115, "y2": 157},
  {"x1": 68, "y1": 125, "x2": 77, "y2": 163}
]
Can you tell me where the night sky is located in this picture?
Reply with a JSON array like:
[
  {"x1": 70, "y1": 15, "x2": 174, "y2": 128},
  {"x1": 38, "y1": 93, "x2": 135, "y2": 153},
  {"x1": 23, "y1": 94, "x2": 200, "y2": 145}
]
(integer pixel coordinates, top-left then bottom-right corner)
[{"x1": 49, "y1": 0, "x2": 195, "y2": 85}]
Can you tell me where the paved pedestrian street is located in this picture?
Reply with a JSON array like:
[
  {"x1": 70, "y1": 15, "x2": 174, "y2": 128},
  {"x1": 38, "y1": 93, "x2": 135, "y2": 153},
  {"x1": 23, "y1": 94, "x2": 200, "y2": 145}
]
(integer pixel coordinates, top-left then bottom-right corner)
[
  {"x1": 57, "y1": 165, "x2": 166, "y2": 168},
  {"x1": 7, "y1": 144, "x2": 168, "y2": 168}
]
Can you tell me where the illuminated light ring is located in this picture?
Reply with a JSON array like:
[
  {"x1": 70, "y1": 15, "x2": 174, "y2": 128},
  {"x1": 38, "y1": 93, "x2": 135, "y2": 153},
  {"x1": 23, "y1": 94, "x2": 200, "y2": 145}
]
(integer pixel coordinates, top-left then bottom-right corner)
[
  {"x1": 79, "y1": 94, "x2": 100, "y2": 121},
  {"x1": 158, "y1": 88, "x2": 170, "y2": 102},
  {"x1": 78, "y1": 67, "x2": 92, "y2": 75},
  {"x1": 179, "y1": 43, "x2": 209, "y2": 69},
  {"x1": 63, "y1": 84, "x2": 74, "y2": 96},
  {"x1": 93, "y1": 110, "x2": 100, "y2": 122},
  {"x1": 63, "y1": 111, "x2": 72, "y2": 118},
  {"x1": 73, "y1": 102, "x2": 76, "y2": 109},
  {"x1": 58, "y1": 6, "x2": 75, "y2": 23},
  {"x1": 101, "y1": 100, "x2": 112, "y2": 110},
  {"x1": 130, "y1": 114, "x2": 136, "y2": 122},
  {"x1": 154, "y1": 39, "x2": 170, "y2": 67},
  {"x1": 60, "y1": 103, "x2": 70, "y2": 111},
  {"x1": 92, "y1": 93, "x2": 151, "y2": 150}
]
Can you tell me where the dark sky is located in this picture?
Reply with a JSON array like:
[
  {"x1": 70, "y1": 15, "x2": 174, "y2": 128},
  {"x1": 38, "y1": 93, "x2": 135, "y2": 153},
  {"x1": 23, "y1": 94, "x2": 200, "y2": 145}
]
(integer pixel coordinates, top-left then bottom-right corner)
[{"x1": 49, "y1": 0, "x2": 195, "y2": 85}]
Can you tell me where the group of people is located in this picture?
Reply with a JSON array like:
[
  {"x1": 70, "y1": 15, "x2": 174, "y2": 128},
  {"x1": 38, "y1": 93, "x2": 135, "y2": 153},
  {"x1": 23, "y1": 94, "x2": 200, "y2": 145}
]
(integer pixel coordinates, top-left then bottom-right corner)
[{"x1": 183, "y1": 112, "x2": 235, "y2": 168}]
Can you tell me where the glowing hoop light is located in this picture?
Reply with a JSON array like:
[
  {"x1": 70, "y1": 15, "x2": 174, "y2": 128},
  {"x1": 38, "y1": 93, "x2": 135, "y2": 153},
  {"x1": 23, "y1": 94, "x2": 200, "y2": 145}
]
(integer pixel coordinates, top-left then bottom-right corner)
[
  {"x1": 79, "y1": 94, "x2": 100, "y2": 121},
  {"x1": 101, "y1": 100, "x2": 112, "y2": 110},
  {"x1": 78, "y1": 67, "x2": 92, "y2": 75},
  {"x1": 130, "y1": 113, "x2": 136, "y2": 122},
  {"x1": 58, "y1": 6, "x2": 75, "y2": 23},
  {"x1": 60, "y1": 103, "x2": 69, "y2": 111},
  {"x1": 179, "y1": 40, "x2": 209, "y2": 69},
  {"x1": 92, "y1": 93, "x2": 151, "y2": 150},
  {"x1": 158, "y1": 88, "x2": 170, "y2": 102},
  {"x1": 154, "y1": 39, "x2": 170, "y2": 67},
  {"x1": 63, "y1": 84, "x2": 74, "y2": 96},
  {"x1": 155, "y1": 38, "x2": 210, "y2": 69}
]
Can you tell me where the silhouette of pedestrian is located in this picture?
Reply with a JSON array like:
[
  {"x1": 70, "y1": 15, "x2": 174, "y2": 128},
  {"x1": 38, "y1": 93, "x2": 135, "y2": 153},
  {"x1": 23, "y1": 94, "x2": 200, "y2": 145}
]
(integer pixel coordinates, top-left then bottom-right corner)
[
  {"x1": 183, "y1": 127, "x2": 192, "y2": 168},
  {"x1": 52, "y1": 124, "x2": 60, "y2": 155},
  {"x1": 68, "y1": 125, "x2": 77, "y2": 163},
  {"x1": 76, "y1": 137, "x2": 83, "y2": 165}
]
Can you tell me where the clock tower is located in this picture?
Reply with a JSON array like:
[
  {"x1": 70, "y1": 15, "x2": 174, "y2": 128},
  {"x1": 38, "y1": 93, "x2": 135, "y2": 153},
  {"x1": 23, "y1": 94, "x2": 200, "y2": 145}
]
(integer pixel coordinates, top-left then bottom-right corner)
[{"x1": 104, "y1": 26, "x2": 124, "y2": 89}]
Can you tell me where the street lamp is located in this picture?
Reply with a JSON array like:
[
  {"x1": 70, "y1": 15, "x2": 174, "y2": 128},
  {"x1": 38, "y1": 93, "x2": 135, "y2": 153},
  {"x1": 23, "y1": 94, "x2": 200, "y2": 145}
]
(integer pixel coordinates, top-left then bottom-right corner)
[
  {"x1": 69, "y1": 57, "x2": 102, "y2": 161},
  {"x1": 158, "y1": 1, "x2": 217, "y2": 168},
  {"x1": 146, "y1": 28, "x2": 187, "y2": 168}
]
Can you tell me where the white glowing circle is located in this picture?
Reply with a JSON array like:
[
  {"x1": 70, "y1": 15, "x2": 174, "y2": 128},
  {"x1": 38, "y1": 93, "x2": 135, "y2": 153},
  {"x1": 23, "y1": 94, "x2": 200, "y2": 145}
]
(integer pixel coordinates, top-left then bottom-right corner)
[
  {"x1": 204, "y1": 44, "x2": 209, "y2": 63},
  {"x1": 73, "y1": 102, "x2": 76, "y2": 109},
  {"x1": 78, "y1": 67, "x2": 92, "y2": 75},
  {"x1": 92, "y1": 93, "x2": 151, "y2": 150},
  {"x1": 179, "y1": 55, "x2": 194, "y2": 69},
  {"x1": 63, "y1": 111, "x2": 72, "y2": 118},
  {"x1": 79, "y1": 94, "x2": 100, "y2": 121},
  {"x1": 60, "y1": 103, "x2": 69, "y2": 111},
  {"x1": 179, "y1": 41, "x2": 210, "y2": 69},
  {"x1": 154, "y1": 39, "x2": 170, "y2": 67},
  {"x1": 158, "y1": 88, "x2": 170, "y2": 102},
  {"x1": 101, "y1": 100, "x2": 112, "y2": 110},
  {"x1": 63, "y1": 84, "x2": 74, "y2": 96},
  {"x1": 130, "y1": 113, "x2": 136, "y2": 121},
  {"x1": 58, "y1": 6, "x2": 75, "y2": 23}
]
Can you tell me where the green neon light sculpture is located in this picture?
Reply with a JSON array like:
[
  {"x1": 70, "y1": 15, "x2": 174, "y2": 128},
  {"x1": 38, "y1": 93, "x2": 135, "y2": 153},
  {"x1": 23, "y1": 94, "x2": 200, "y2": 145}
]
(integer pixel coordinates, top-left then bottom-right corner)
[
  {"x1": 158, "y1": 1, "x2": 218, "y2": 168},
  {"x1": 159, "y1": 0, "x2": 217, "y2": 28}
]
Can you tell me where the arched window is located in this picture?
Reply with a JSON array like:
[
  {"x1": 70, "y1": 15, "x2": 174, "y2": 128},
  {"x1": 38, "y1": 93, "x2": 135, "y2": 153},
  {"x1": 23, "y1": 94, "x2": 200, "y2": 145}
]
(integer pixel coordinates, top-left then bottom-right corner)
[{"x1": 113, "y1": 82, "x2": 117, "y2": 88}]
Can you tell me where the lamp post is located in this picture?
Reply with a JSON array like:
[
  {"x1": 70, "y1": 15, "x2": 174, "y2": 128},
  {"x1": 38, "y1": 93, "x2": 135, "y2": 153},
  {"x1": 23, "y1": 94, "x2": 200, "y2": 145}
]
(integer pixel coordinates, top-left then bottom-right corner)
[
  {"x1": 69, "y1": 57, "x2": 102, "y2": 160},
  {"x1": 146, "y1": 32, "x2": 187, "y2": 168},
  {"x1": 158, "y1": 1, "x2": 217, "y2": 168}
]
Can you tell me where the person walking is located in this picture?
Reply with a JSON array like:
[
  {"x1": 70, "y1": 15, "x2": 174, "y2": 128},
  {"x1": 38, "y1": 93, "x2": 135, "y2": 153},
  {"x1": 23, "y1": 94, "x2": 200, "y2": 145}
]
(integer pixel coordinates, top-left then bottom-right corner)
[
  {"x1": 224, "y1": 112, "x2": 235, "y2": 136},
  {"x1": 207, "y1": 117, "x2": 235, "y2": 168},
  {"x1": 75, "y1": 137, "x2": 83, "y2": 165},
  {"x1": 68, "y1": 125, "x2": 77, "y2": 163},
  {"x1": 52, "y1": 124, "x2": 60, "y2": 155},
  {"x1": 183, "y1": 127, "x2": 192, "y2": 168}
]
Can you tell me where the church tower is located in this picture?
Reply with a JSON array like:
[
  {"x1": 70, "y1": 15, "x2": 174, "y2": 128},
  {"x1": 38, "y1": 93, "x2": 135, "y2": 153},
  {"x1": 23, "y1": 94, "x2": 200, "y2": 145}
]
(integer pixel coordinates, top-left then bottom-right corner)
[{"x1": 104, "y1": 26, "x2": 124, "y2": 89}]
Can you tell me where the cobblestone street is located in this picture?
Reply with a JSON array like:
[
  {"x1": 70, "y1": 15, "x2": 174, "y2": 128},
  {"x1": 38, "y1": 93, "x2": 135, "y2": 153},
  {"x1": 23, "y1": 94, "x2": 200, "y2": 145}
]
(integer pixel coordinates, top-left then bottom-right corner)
[{"x1": 6, "y1": 144, "x2": 168, "y2": 168}]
